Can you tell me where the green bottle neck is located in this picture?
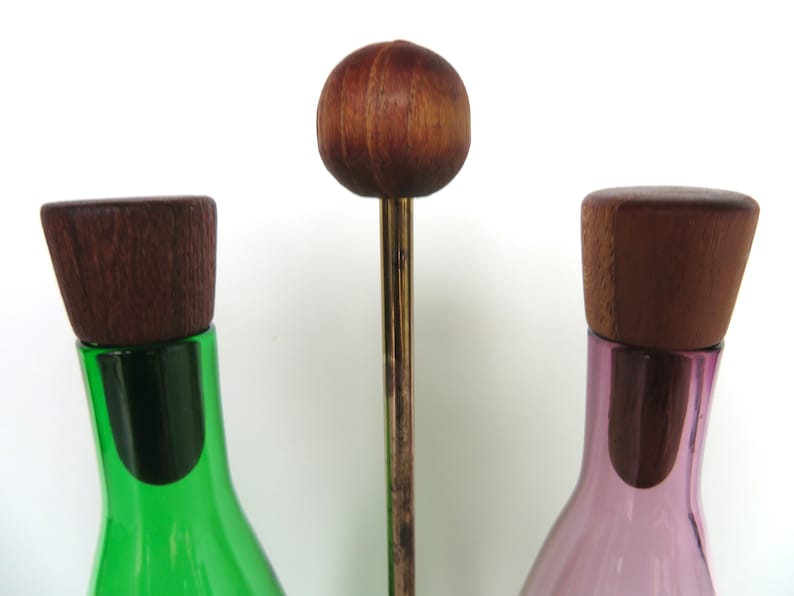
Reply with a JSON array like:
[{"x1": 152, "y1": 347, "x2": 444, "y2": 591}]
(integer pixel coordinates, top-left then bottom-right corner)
[{"x1": 79, "y1": 327, "x2": 238, "y2": 522}]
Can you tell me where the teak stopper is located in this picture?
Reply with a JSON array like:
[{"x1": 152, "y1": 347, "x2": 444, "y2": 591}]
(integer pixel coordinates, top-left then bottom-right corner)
[
  {"x1": 317, "y1": 40, "x2": 471, "y2": 198},
  {"x1": 582, "y1": 186, "x2": 759, "y2": 351},
  {"x1": 41, "y1": 196, "x2": 216, "y2": 346}
]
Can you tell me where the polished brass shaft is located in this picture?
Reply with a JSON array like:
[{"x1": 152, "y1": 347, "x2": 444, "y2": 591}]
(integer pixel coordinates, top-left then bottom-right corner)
[{"x1": 380, "y1": 197, "x2": 414, "y2": 596}]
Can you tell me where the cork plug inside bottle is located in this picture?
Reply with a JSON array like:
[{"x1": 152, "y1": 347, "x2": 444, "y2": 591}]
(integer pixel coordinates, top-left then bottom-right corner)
[{"x1": 608, "y1": 347, "x2": 691, "y2": 488}]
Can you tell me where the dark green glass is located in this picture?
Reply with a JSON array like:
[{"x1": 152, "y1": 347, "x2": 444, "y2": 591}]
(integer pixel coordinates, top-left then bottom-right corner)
[{"x1": 79, "y1": 326, "x2": 284, "y2": 595}]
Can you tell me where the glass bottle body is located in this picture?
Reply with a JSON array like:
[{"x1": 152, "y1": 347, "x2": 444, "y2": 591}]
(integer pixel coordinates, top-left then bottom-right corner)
[
  {"x1": 79, "y1": 327, "x2": 284, "y2": 595},
  {"x1": 521, "y1": 332, "x2": 721, "y2": 596}
]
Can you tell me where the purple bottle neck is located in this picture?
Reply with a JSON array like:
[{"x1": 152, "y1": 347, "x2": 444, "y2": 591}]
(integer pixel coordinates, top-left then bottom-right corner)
[
  {"x1": 520, "y1": 332, "x2": 723, "y2": 595},
  {"x1": 579, "y1": 331, "x2": 722, "y2": 504}
]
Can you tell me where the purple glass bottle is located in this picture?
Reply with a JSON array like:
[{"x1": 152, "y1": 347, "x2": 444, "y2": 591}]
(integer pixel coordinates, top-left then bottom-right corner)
[
  {"x1": 523, "y1": 334, "x2": 720, "y2": 594},
  {"x1": 521, "y1": 187, "x2": 759, "y2": 596}
]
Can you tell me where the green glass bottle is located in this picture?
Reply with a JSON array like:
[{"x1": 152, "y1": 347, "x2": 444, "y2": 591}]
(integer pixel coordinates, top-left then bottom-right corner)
[
  {"x1": 79, "y1": 327, "x2": 284, "y2": 595},
  {"x1": 41, "y1": 196, "x2": 284, "y2": 595}
]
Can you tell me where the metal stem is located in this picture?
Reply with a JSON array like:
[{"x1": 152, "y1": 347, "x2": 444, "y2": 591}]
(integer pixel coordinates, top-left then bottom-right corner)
[{"x1": 380, "y1": 197, "x2": 414, "y2": 596}]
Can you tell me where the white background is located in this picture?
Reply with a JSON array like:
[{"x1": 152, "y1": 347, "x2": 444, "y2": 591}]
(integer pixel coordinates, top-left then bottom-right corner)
[{"x1": 1, "y1": 1, "x2": 792, "y2": 594}]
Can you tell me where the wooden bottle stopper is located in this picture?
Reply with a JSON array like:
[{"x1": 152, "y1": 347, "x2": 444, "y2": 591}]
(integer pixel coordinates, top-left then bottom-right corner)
[
  {"x1": 41, "y1": 196, "x2": 216, "y2": 346},
  {"x1": 582, "y1": 186, "x2": 759, "y2": 351},
  {"x1": 317, "y1": 40, "x2": 471, "y2": 199}
]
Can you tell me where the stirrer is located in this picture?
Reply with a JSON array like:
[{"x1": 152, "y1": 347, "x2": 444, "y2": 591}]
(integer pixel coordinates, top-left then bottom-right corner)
[{"x1": 317, "y1": 40, "x2": 471, "y2": 595}]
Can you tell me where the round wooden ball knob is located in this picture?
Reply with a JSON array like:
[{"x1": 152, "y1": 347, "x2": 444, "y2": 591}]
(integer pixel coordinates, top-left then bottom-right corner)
[
  {"x1": 317, "y1": 40, "x2": 471, "y2": 198},
  {"x1": 582, "y1": 186, "x2": 759, "y2": 351}
]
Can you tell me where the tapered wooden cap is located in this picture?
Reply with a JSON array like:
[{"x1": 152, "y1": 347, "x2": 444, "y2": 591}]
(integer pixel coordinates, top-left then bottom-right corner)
[
  {"x1": 582, "y1": 186, "x2": 759, "y2": 350},
  {"x1": 317, "y1": 40, "x2": 470, "y2": 198},
  {"x1": 41, "y1": 196, "x2": 216, "y2": 346}
]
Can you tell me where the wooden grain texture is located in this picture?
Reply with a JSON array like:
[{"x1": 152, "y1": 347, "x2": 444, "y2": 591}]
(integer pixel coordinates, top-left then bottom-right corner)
[
  {"x1": 317, "y1": 40, "x2": 470, "y2": 199},
  {"x1": 41, "y1": 196, "x2": 216, "y2": 346},
  {"x1": 582, "y1": 186, "x2": 759, "y2": 350},
  {"x1": 608, "y1": 347, "x2": 691, "y2": 489}
]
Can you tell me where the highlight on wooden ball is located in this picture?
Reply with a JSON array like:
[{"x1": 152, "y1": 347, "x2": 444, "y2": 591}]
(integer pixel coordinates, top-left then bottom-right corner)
[{"x1": 316, "y1": 40, "x2": 471, "y2": 199}]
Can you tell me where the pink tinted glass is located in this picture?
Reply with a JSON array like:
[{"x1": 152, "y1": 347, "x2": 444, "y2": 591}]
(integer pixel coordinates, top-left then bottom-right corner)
[{"x1": 521, "y1": 332, "x2": 722, "y2": 596}]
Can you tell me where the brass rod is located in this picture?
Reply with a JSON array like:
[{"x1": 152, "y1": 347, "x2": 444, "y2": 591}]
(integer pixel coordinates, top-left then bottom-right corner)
[{"x1": 380, "y1": 197, "x2": 415, "y2": 596}]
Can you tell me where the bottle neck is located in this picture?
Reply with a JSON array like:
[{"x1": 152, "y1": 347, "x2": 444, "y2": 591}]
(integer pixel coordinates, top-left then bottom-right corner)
[
  {"x1": 578, "y1": 332, "x2": 721, "y2": 504},
  {"x1": 80, "y1": 327, "x2": 236, "y2": 520}
]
